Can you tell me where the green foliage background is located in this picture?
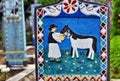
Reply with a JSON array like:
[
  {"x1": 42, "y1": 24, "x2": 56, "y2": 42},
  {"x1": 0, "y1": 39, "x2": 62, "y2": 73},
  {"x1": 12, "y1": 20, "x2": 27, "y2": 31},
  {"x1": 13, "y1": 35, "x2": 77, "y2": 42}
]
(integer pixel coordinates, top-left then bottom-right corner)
[
  {"x1": 110, "y1": 36, "x2": 120, "y2": 78},
  {"x1": 38, "y1": 0, "x2": 59, "y2": 5},
  {"x1": 24, "y1": 0, "x2": 59, "y2": 5},
  {"x1": 100, "y1": 0, "x2": 104, "y2": 3},
  {"x1": 0, "y1": 0, "x2": 119, "y2": 79},
  {"x1": 110, "y1": 0, "x2": 120, "y2": 79},
  {"x1": 111, "y1": 0, "x2": 120, "y2": 37}
]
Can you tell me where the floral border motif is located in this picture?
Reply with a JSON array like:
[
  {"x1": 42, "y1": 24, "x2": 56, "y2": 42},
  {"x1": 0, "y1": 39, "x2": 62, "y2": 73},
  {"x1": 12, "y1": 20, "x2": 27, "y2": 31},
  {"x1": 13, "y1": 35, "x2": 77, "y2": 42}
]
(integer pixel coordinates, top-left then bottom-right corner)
[
  {"x1": 40, "y1": 0, "x2": 100, "y2": 18},
  {"x1": 62, "y1": 0, "x2": 79, "y2": 14},
  {"x1": 35, "y1": 0, "x2": 109, "y2": 81}
]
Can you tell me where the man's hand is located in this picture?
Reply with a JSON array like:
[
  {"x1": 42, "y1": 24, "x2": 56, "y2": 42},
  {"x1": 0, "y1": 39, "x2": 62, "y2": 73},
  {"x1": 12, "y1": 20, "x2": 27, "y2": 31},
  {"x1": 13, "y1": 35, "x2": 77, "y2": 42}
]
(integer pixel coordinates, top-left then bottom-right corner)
[{"x1": 59, "y1": 34, "x2": 64, "y2": 41}]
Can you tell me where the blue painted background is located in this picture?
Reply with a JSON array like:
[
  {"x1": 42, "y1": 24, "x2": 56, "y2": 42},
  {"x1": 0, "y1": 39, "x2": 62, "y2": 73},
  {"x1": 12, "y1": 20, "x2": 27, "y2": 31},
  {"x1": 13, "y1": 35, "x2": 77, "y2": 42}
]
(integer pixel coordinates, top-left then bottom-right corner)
[
  {"x1": 43, "y1": 17, "x2": 100, "y2": 52},
  {"x1": 43, "y1": 17, "x2": 101, "y2": 75}
]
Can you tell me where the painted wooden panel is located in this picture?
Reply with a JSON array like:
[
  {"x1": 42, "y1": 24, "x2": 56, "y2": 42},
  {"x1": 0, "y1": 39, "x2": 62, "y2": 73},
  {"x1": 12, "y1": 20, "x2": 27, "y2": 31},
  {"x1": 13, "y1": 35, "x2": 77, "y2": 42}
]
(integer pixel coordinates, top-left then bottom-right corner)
[{"x1": 35, "y1": 0, "x2": 109, "y2": 81}]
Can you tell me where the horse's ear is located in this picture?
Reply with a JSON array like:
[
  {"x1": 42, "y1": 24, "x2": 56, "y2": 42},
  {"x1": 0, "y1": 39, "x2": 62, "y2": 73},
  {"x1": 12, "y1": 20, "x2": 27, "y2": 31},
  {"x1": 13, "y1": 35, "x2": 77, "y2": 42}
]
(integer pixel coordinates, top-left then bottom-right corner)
[
  {"x1": 64, "y1": 25, "x2": 67, "y2": 28},
  {"x1": 64, "y1": 25, "x2": 67, "y2": 26},
  {"x1": 64, "y1": 25, "x2": 69, "y2": 29}
]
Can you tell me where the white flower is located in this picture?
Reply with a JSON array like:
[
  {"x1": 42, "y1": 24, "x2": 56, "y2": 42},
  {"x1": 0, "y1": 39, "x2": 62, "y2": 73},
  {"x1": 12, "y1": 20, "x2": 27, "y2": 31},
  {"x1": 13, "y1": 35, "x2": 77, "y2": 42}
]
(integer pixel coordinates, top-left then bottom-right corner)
[
  {"x1": 89, "y1": 64, "x2": 92, "y2": 67},
  {"x1": 65, "y1": 60, "x2": 67, "y2": 63},
  {"x1": 60, "y1": 68, "x2": 62, "y2": 70},
  {"x1": 82, "y1": 60, "x2": 84, "y2": 62},
  {"x1": 66, "y1": 51, "x2": 69, "y2": 55},
  {"x1": 73, "y1": 63, "x2": 75, "y2": 65},
  {"x1": 95, "y1": 61, "x2": 97, "y2": 63},
  {"x1": 86, "y1": 71, "x2": 88, "y2": 74},
  {"x1": 1, "y1": 68, "x2": 5, "y2": 72},
  {"x1": 94, "y1": 70, "x2": 96, "y2": 72},
  {"x1": 6, "y1": 67, "x2": 10, "y2": 72},
  {"x1": 1, "y1": 67, "x2": 10, "y2": 73}
]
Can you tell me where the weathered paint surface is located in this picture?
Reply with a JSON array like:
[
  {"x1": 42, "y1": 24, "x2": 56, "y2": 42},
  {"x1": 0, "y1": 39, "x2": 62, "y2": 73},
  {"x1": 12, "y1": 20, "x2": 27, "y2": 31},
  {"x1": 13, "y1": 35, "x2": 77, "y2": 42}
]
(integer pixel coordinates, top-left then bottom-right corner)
[{"x1": 2, "y1": 0, "x2": 27, "y2": 66}]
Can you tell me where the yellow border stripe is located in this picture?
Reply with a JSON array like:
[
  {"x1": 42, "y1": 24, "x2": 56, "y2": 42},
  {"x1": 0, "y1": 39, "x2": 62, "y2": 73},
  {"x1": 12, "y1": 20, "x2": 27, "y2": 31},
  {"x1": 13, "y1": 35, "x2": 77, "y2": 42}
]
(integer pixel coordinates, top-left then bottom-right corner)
[
  {"x1": 6, "y1": 15, "x2": 19, "y2": 18},
  {"x1": 7, "y1": 59, "x2": 27, "y2": 62},
  {"x1": 5, "y1": 51, "x2": 25, "y2": 54}
]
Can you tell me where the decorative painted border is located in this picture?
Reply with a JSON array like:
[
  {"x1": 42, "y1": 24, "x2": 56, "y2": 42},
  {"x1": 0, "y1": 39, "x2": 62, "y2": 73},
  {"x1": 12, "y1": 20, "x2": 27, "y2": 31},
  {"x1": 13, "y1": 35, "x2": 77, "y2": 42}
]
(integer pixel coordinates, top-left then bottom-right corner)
[{"x1": 35, "y1": 0, "x2": 109, "y2": 81}]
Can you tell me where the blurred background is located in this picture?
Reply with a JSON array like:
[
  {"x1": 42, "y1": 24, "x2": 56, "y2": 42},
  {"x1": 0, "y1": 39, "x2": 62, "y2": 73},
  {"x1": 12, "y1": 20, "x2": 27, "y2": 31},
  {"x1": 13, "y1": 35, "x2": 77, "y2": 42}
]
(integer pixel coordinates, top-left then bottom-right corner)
[{"x1": 0, "y1": 0, "x2": 120, "y2": 81}]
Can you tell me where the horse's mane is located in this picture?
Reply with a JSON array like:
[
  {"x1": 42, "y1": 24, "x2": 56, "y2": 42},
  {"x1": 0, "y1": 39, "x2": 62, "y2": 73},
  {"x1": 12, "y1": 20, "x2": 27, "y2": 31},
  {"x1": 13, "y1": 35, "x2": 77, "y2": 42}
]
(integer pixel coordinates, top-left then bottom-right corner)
[{"x1": 66, "y1": 26, "x2": 97, "y2": 40}]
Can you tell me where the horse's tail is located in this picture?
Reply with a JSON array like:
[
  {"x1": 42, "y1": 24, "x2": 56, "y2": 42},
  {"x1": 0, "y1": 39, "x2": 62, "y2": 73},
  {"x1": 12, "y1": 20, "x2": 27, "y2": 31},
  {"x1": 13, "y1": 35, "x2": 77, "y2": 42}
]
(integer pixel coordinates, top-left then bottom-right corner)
[
  {"x1": 71, "y1": 47, "x2": 73, "y2": 56},
  {"x1": 92, "y1": 37, "x2": 97, "y2": 52},
  {"x1": 86, "y1": 49, "x2": 89, "y2": 57}
]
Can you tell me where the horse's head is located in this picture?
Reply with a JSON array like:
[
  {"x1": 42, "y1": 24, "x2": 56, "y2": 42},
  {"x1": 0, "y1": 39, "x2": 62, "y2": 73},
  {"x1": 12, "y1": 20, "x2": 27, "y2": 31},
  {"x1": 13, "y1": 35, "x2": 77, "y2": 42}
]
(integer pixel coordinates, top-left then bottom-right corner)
[{"x1": 60, "y1": 25, "x2": 71, "y2": 37}]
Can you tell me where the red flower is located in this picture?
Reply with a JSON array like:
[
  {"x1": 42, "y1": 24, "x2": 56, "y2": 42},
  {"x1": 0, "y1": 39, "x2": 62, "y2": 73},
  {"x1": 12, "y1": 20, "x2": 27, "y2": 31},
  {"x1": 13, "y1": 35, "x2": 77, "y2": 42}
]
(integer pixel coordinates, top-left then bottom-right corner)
[{"x1": 63, "y1": 0, "x2": 78, "y2": 13}]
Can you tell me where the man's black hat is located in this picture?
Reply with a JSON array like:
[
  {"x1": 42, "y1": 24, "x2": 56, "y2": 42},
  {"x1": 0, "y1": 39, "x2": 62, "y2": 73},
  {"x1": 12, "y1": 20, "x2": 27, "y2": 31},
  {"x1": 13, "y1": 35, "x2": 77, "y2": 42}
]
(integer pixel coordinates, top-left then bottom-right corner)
[{"x1": 49, "y1": 24, "x2": 57, "y2": 30}]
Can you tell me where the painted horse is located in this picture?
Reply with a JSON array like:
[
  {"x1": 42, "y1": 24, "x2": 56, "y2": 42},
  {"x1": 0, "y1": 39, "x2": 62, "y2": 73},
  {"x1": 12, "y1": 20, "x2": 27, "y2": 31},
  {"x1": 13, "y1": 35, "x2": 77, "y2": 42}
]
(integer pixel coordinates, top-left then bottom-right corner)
[{"x1": 60, "y1": 25, "x2": 97, "y2": 60}]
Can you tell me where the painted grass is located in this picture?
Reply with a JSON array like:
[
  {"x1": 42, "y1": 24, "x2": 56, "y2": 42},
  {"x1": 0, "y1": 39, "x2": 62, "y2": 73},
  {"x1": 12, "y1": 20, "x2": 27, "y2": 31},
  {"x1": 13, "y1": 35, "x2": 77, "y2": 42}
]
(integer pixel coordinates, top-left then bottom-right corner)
[{"x1": 44, "y1": 48, "x2": 100, "y2": 76}]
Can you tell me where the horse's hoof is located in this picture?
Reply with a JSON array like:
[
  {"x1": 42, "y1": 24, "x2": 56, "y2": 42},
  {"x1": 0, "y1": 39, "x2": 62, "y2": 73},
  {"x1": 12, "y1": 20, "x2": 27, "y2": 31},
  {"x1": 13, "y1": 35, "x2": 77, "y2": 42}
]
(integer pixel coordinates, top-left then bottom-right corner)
[
  {"x1": 56, "y1": 60, "x2": 61, "y2": 63},
  {"x1": 56, "y1": 58, "x2": 61, "y2": 63},
  {"x1": 72, "y1": 57, "x2": 74, "y2": 59}
]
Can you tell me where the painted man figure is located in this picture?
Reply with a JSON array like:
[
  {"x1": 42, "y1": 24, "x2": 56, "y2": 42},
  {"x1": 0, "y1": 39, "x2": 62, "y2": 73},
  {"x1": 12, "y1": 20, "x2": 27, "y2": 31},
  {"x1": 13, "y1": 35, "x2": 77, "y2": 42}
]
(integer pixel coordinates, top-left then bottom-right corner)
[{"x1": 48, "y1": 24, "x2": 64, "y2": 62}]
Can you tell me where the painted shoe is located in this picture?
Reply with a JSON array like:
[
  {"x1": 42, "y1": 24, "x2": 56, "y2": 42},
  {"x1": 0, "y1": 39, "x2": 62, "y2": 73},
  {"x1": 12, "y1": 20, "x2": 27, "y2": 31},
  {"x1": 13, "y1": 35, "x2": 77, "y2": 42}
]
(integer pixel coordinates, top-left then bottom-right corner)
[
  {"x1": 56, "y1": 58, "x2": 61, "y2": 63},
  {"x1": 50, "y1": 58, "x2": 55, "y2": 62}
]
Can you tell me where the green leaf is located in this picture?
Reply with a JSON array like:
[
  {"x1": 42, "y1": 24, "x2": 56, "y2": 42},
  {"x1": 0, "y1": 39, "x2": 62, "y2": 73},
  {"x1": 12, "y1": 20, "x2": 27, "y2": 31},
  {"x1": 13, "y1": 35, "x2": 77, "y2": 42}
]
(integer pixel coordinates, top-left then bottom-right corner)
[{"x1": 110, "y1": 35, "x2": 120, "y2": 78}]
